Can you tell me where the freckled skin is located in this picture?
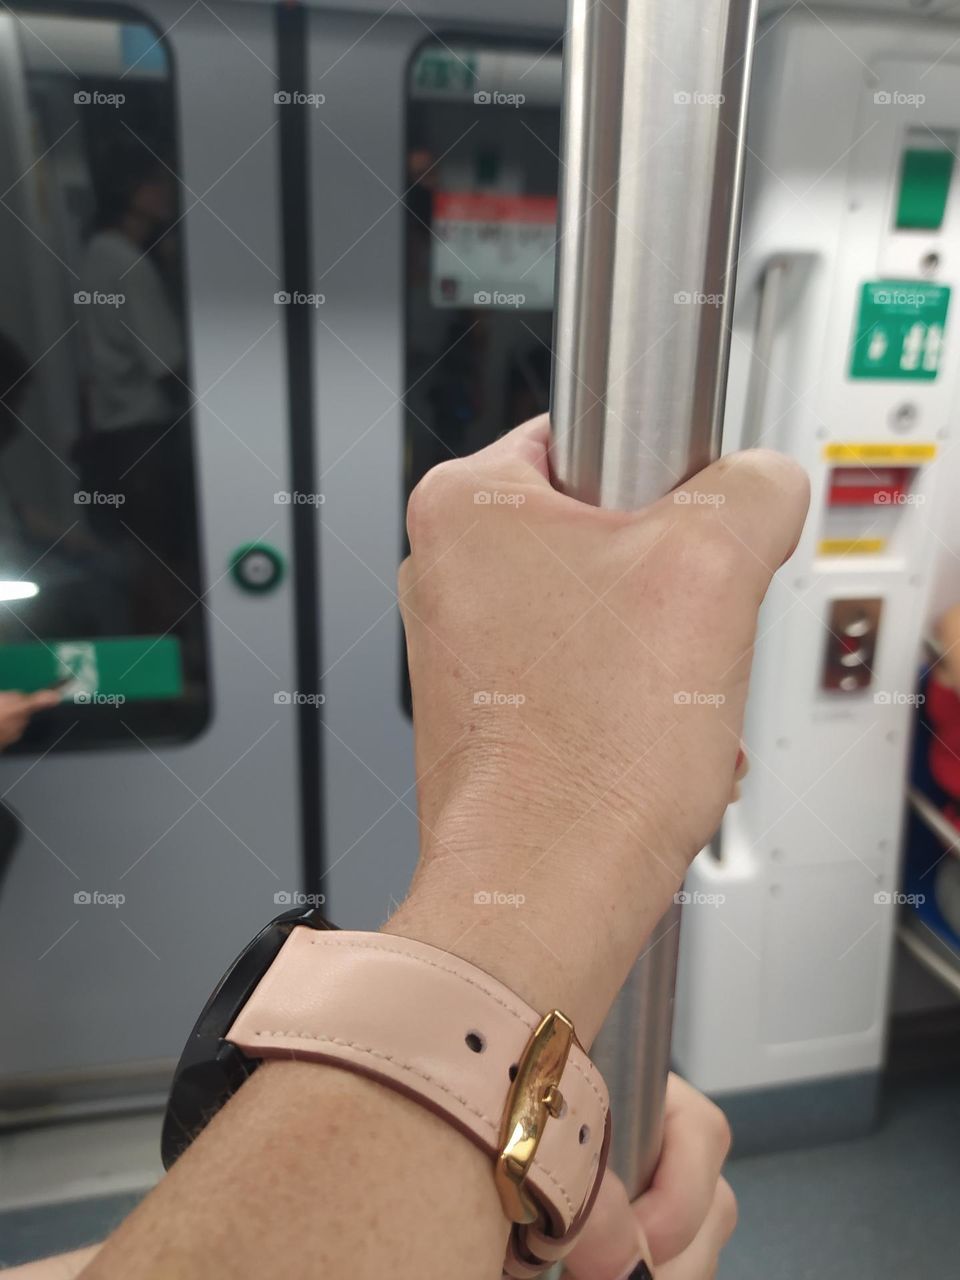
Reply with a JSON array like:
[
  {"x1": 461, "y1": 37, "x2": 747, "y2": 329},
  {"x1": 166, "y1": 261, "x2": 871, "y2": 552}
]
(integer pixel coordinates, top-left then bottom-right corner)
[
  {"x1": 47, "y1": 416, "x2": 803, "y2": 1280},
  {"x1": 394, "y1": 417, "x2": 807, "y2": 1041}
]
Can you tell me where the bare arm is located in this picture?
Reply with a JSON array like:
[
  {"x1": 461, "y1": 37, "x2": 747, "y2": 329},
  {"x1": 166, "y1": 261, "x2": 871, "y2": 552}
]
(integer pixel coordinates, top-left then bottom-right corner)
[{"x1": 60, "y1": 418, "x2": 805, "y2": 1280}]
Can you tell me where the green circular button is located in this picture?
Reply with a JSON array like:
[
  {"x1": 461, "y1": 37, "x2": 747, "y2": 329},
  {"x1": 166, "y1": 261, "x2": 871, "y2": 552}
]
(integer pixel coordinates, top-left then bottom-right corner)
[{"x1": 229, "y1": 542, "x2": 285, "y2": 594}]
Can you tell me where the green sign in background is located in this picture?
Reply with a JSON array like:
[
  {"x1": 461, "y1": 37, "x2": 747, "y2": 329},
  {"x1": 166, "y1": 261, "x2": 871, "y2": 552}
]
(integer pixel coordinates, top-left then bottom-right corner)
[
  {"x1": 849, "y1": 280, "x2": 950, "y2": 380},
  {"x1": 0, "y1": 636, "x2": 183, "y2": 700}
]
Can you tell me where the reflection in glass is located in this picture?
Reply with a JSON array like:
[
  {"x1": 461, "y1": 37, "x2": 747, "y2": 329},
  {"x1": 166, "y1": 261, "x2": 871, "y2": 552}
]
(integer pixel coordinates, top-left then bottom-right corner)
[
  {"x1": 0, "y1": 12, "x2": 207, "y2": 747},
  {"x1": 404, "y1": 41, "x2": 562, "y2": 496}
]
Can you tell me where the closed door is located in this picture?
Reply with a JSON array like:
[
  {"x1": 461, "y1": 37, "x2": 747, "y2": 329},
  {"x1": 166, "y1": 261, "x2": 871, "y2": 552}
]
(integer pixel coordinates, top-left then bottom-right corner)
[
  {"x1": 0, "y1": 0, "x2": 303, "y2": 1102},
  {"x1": 306, "y1": 6, "x2": 564, "y2": 927}
]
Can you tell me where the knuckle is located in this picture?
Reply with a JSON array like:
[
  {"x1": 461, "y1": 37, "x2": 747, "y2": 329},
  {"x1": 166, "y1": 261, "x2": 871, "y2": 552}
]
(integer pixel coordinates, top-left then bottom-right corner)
[
  {"x1": 397, "y1": 554, "x2": 413, "y2": 600},
  {"x1": 727, "y1": 447, "x2": 810, "y2": 507},
  {"x1": 679, "y1": 524, "x2": 745, "y2": 598},
  {"x1": 707, "y1": 1100, "x2": 733, "y2": 1159},
  {"x1": 716, "y1": 1177, "x2": 739, "y2": 1242},
  {"x1": 406, "y1": 459, "x2": 468, "y2": 546}
]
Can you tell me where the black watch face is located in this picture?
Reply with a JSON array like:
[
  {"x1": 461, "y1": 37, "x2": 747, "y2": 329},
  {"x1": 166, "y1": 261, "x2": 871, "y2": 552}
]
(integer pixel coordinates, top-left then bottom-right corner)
[{"x1": 161, "y1": 906, "x2": 335, "y2": 1168}]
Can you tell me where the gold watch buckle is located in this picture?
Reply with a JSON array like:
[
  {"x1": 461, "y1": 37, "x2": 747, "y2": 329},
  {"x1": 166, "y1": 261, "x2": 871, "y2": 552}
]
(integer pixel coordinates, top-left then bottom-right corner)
[{"x1": 494, "y1": 1009, "x2": 575, "y2": 1224}]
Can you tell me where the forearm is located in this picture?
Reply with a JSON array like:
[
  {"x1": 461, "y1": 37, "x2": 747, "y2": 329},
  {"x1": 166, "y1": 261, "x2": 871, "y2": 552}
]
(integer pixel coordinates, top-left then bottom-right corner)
[
  {"x1": 81, "y1": 1055, "x2": 507, "y2": 1280},
  {"x1": 77, "y1": 844, "x2": 614, "y2": 1280}
]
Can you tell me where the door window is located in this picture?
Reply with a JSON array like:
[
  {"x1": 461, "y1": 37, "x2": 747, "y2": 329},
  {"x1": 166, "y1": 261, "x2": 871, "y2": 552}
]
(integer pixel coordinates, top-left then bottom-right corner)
[{"x1": 0, "y1": 10, "x2": 207, "y2": 747}]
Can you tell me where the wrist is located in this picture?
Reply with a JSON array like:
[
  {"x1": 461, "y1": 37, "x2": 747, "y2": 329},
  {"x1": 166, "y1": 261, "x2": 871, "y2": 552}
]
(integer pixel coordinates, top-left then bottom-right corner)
[
  {"x1": 382, "y1": 853, "x2": 620, "y2": 1047},
  {"x1": 384, "y1": 775, "x2": 682, "y2": 1045}
]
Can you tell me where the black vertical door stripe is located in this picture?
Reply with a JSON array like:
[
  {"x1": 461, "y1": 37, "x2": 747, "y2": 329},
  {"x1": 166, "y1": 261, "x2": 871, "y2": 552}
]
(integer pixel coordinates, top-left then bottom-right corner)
[{"x1": 277, "y1": 1, "x2": 324, "y2": 896}]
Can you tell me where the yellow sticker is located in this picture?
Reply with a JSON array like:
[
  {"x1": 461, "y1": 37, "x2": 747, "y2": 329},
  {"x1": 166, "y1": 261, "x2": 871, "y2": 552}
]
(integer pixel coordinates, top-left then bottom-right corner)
[
  {"x1": 823, "y1": 442, "x2": 937, "y2": 463},
  {"x1": 818, "y1": 537, "x2": 887, "y2": 556}
]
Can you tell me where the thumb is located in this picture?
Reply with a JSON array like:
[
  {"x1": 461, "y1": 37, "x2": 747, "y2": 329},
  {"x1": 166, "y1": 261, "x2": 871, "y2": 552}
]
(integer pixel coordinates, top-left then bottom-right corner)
[{"x1": 565, "y1": 1169, "x2": 653, "y2": 1280}]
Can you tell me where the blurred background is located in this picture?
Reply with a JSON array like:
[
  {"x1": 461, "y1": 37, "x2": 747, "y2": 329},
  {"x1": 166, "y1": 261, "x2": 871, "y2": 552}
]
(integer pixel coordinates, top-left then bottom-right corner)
[{"x1": 0, "y1": 1, "x2": 958, "y2": 1276}]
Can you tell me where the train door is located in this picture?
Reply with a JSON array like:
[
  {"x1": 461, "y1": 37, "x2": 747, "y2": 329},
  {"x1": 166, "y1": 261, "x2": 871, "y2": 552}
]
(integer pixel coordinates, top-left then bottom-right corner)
[
  {"x1": 0, "y1": 1, "x2": 302, "y2": 1110},
  {"x1": 306, "y1": 1, "x2": 564, "y2": 928}
]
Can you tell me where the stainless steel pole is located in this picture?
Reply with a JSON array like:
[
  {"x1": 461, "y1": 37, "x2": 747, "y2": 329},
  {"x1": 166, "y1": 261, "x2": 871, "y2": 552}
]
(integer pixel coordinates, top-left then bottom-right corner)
[{"x1": 550, "y1": 0, "x2": 759, "y2": 1194}]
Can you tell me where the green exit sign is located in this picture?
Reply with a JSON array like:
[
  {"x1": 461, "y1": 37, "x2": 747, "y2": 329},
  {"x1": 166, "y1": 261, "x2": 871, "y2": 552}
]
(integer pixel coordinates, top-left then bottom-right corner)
[{"x1": 849, "y1": 280, "x2": 950, "y2": 380}]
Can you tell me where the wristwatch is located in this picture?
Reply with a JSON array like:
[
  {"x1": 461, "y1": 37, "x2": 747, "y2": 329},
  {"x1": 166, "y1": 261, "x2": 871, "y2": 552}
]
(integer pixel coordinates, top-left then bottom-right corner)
[{"x1": 162, "y1": 904, "x2": 611, "y2": 1278}]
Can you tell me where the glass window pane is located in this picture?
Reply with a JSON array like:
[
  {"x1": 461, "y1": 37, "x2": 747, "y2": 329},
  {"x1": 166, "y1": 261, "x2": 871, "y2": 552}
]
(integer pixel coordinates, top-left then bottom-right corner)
[{"x1": 0, "y1": 10, "x2": 207, "y2": 748}]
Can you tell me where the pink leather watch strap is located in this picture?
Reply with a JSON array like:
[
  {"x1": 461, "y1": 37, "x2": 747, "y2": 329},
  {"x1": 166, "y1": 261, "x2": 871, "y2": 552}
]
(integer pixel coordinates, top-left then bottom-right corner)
[{"x1": 226, "y1": 928, "x2": 609, "y2": 1276}]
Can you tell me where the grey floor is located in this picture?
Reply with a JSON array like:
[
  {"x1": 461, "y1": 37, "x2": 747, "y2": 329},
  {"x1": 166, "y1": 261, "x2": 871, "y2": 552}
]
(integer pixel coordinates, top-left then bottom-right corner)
[
  {"x1": 719, "y1": 1073, "x2": 959, "y2": 1279},
  {"x1": 0, "y1": 1075, "x2": 956, "y2": 1276}
]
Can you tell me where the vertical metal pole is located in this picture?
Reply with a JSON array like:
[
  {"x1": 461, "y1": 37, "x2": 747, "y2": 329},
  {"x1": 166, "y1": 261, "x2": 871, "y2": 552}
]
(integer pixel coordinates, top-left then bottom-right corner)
[{"x1": 550, "y1": 0, "x2": 759, "y2": 1195}]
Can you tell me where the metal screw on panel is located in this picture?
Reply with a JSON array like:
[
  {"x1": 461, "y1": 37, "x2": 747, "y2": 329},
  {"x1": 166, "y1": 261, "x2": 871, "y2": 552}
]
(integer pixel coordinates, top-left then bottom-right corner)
[
  {"x1": 890, "y1": 402, "x2": 918, "y2": 433},
  {"x1": 921, "y1": 251, "x2": 940, "y2": 274}
]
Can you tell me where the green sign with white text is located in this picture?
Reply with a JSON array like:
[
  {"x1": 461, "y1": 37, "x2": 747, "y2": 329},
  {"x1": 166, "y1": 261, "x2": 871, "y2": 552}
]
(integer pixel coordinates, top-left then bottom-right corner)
[
  {"x1": 849, "y1": 280, "x2": 950, "y2": 380},
  {"x1": 0, "y1": 636, "x2": 183, "y2": 701}
]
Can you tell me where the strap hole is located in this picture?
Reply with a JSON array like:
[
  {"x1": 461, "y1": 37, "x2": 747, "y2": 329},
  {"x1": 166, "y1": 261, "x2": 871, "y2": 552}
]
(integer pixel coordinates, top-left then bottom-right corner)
[
  {"x1": 465, "y1": 1031, "x2": 485, "y2": 1054},
  {"x1": 508, "y1": 1063, "x2": 518, "y2": 1081},
  {"x1": 578, "y1": 1124, "x2": 590, "y2": 1145}
]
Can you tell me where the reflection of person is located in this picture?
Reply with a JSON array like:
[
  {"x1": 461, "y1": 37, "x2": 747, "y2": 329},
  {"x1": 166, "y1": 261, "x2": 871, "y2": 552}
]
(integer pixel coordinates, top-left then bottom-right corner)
[
  {"x1": 79, "y1": 151, "x2": 185, "y2": 436},
  {"x1": 77, "y1": 149, "x2": 192, "y2": 575},
  {"x1": 10, "y1": 421, "x2": 809, "y2": 1280}
]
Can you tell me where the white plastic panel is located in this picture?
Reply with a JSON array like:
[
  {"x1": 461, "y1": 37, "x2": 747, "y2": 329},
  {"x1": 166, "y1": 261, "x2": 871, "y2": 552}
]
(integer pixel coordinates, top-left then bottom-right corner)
[{"x1": 674, "y1": 9, "x2": 960, "y2": 1094}]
